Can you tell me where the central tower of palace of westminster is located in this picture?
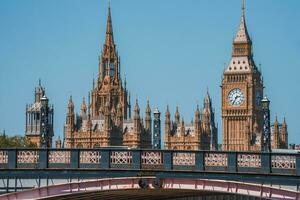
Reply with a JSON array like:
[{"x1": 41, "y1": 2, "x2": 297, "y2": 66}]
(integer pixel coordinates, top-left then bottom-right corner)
[{"x1": 63, "y1": 4, "x2": 152, "y2": 148}]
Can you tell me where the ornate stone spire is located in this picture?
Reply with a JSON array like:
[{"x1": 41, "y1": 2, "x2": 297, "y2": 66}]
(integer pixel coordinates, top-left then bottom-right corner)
[
  {"x1": 165, "y1": 105, "x2": 171, "y2": 122},
  {"x1": 66, "y1": 95, "x2": 75, "y2": 127},
  {"x1": 145, "y1": 99, "x2": 151, "y2": 132},
  {"x1": 282, "y1": 117, "x2": 287, "y2": 127},
  {"x1": 274, "y1": 116, "x2": 279, "y2": 126},
  {"x1": 195, "y1": 104, "x2": 200, "y2": 122},
  {"x1": 204, "y1": 89, "x2": 211, "y2": 109},
  {"x1": 234, "y1": 0, "x2": 251, "y2": 44},
  {"x1": 225, "y1": 0, "x2": 254, "y2": 73},
  {"x1": 175, "y1": 106, "x2": 180, "y2": 124},
  {"x1": 35, "y1": 79, "x2": 45, "y2": 103},
  {"x1": 68, "y1": 95, "x2": 74, "y2": 112},
  {"x1": 134, "y1": 99, "x2": 140, "y2": 119},
  {"x1": 281, "y1": 117, "x2": 288, "y2": 148},
  {"x1": 81, "y1": 97, "x2": 87, "y2": 115},
  {"x1": 105, "y1": 1, "x2": 114, "y2": 47},
  {"x1": 273, "y1": 116, "x2": 280, "y2": 149},
  {"x1": 145, "y1": 99, "x2": 151, "y2": 115},
  {"x1": 99, "y1": 1, "x2": 119, "y2": 80}
]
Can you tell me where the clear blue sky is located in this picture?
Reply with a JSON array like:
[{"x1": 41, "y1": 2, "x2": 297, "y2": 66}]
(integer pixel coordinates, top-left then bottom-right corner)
[{"x1": 0, "y1": 0, "x2": 299, "y2": 144}]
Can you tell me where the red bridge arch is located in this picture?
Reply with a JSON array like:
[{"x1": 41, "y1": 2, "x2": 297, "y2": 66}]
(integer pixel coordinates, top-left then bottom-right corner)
[{"x1": 0, "y1": 177, "x2": 299, "y2": 200}]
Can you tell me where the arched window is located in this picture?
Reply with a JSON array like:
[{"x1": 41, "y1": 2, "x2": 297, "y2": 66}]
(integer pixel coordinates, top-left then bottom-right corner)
[{"x1": 77, "y1": 143, "x2": 83, "y2": 148}]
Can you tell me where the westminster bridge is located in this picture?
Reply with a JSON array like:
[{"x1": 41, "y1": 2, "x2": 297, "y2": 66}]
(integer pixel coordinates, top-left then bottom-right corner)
[{"x1": 0, "y1": 148, "x2": 299, "y2": 199}]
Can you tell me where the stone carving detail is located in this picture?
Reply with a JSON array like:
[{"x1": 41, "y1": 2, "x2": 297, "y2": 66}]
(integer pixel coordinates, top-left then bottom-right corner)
[
  {"x1": 0, "y1": 151, "x2": 8, "y2": 164},
  {"x1": 173, "y1": 153, "x2": 195, "y2": 166},
  {"x1": 80, "y1": 151, "x2": 101, "y2": 164},
  {"x1": 111, "y1": 151, "x2": 132, "y2": 164},
  {"x1": 141, "y1": 152, "x2": 162, "y2": 165},
  {"x1": 17, "y1": 151, "x2": 39, "y2": 163},
  {"x1": 238, "y1": 154, "x2": 261, "y2": 167},
  {"x1": 205, "y1": 153, "x2": 228, "y2": 167},
  {"x1": 272, "y1": 155, "x2": 296, "y2": 169},
  {"x1": 48, "y1": 151, "x2": 70, "y2": 164}
]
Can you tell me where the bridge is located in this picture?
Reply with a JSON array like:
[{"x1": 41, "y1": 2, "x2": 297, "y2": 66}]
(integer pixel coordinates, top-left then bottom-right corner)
[{"x1": 0, "y1": 148, "x2": 299, "y2": 199}]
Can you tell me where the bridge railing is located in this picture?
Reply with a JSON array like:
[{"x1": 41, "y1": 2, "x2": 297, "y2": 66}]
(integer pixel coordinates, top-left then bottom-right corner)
[{"x1": 0, "y1": 148, "x2": 299, "y2": 176}]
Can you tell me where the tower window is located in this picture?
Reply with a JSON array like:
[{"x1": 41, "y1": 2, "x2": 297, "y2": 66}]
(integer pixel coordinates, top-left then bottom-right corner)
[{"x1": 110, "y1": 62, "x2": 115, "y2": 76}]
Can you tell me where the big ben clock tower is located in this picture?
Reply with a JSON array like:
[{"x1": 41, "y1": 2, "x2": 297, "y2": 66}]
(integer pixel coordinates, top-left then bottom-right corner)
[{"x1": 221, "y1": 0, "x2": 264, "y2": 151}]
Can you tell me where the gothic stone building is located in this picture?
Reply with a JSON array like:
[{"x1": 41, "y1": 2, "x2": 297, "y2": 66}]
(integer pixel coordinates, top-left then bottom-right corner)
[
  {"x1": 271, "y1": 117, "x2": 288, "y2": 149},
  {"x1": 64, "y1": 5, "x2": 151, "y2": 149},
  {"x1": 164, "y1": 92, "x2": 218, "y2": 150},
  {"x1": 25, "y1": 80, "x2": 54, "y2": 148},
  {"x1": 221, "y1": 1, "x2": 288, "y2": 151}
]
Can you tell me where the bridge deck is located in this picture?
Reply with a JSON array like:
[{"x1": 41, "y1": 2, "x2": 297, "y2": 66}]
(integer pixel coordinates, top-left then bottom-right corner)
[{"x1": 0, "y1": 148, "x2": 299, "y2": 194}]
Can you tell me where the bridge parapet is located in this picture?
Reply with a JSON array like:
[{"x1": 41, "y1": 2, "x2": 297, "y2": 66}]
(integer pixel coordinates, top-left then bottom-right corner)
[{"x1": 0, "y1": 148, "x2": 299, "y2": 176}]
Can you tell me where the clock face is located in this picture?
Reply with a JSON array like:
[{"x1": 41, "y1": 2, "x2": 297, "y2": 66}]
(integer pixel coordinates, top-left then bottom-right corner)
[{"x1": 228, "y1": 88, "x2": 245, "y2": 106}]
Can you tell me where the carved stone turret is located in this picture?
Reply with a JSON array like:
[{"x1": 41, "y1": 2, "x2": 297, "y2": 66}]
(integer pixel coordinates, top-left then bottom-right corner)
[
  {"x1": 26, "y1": 80, "x2": 54, "y2": 148},
  {"x1": 145, "y1": 99, "x2": 151, "y2": 132},
  {"x1": 175, "y1": 106, "x2": 180, "y2": 125},
  {"x1": 273, "y1": 117, "x2": 280, "y2": 149},
  {"x1": 281, "y1": 118, "x2": 288, "y2": 149}
]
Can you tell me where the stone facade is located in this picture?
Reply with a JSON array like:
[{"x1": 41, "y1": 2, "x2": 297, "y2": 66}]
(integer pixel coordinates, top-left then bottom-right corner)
[
  {"x1": 271, "y1": 117, "x2": 288, "y2": 149},
  {"x1": 25, "y1": 80, "x2": 54, "y2": 148},
  {"x1": 164, "y1": 92, "x2": 218, "y2": 150},
  {"x1": 221, "y1": 1, "x2": 288, "y2": 151},
  {"x1": 63, "y1": 4, "x2": 151, "y2": 149},
  {"x1": 221, "y1": 1, "x2": 264, "y2": 151}
]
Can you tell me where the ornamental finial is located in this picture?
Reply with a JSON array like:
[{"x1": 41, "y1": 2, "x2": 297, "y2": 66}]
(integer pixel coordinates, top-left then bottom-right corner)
[{"x1": 242, "y1": 0, "x2": 245, "y2": 15}]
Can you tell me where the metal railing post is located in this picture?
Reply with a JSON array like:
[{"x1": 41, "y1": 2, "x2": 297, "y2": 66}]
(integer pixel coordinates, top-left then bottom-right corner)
[
  {"x1": 261, "y1": 152, "x2": 271, "y2": 174},
  {"x1": 70, "y1": 149, "x2": 79, "y2": 168},
  {"x1": 38, "y1": 149, "x2": 48, "y2": 169},
  {"x1": 8, "y1": 149, "x2": 17, "y2": 169},
  {"x1": 100, "y1": 149, "x2": 110, "y2": 169},
  {"x1": 228, "y1": 152, "x2": 237, "y2": 173},
  {"x1": 195, "y1": 151, "x2": 204, "y2": 171},
  {"x1": 296, "y1": 154, "x2": 300, "y2": 176},
  {"x1": 132, "y1": 150, "x2": 141, "y2": 169},
  {"x1": 163, "y1": 151, "x2": 172, "y2": 170}
]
